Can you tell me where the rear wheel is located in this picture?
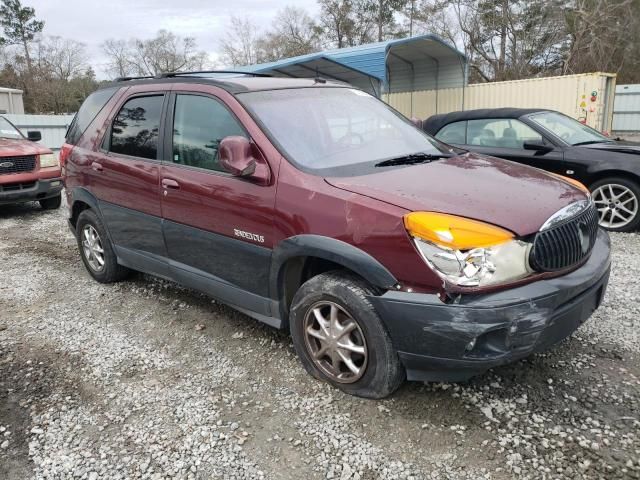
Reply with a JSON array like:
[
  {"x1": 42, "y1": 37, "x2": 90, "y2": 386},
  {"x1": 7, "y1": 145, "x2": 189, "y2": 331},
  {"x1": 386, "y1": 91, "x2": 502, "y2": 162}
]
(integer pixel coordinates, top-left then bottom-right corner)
[
  {"x1": 76, "y1": 209, "x2": 130, "y2": 283},
  {"x1": 289, "y1": 271, "x2": 404, "y2": 399},
  {"x1": 590, "y1": 177, "x2": 640, "y2": 232},
  {"x1": 39, "y1": 194, "x2": 61, "y2": 210}
]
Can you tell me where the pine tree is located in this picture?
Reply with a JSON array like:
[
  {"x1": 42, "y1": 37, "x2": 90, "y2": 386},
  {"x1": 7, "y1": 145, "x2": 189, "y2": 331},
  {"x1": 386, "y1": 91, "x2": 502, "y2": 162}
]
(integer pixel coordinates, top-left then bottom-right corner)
[{"x1": 0, "y1": 0, "x2": 44, "y2": 74}]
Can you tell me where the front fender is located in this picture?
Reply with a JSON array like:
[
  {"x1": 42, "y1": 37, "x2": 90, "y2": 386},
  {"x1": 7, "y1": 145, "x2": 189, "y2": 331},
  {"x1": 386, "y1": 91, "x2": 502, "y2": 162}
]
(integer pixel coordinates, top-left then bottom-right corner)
[{"x1": 270, "y1": 234, "x2": 398, "y2": 320}]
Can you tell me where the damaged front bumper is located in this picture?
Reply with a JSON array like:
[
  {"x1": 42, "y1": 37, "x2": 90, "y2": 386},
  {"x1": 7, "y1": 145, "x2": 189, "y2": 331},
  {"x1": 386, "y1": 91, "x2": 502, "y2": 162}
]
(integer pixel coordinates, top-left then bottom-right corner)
[{"x1": 370, "y1": 229, "x2": 611, "y2": 383}]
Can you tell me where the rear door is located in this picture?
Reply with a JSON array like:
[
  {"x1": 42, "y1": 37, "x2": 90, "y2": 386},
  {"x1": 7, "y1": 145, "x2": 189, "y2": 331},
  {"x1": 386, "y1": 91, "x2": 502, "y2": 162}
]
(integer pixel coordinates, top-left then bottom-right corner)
[
  {"x1": 159, "y1": 86, "x2": 278, "y2": 316},
  {"x1": 89, "y1": 87, "x2": 169, "y2": 276}
]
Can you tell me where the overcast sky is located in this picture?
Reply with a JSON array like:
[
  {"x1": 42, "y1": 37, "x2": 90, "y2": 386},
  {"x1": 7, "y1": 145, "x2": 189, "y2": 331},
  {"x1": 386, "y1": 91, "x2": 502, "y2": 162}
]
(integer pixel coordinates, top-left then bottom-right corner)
[{"x1": 28, "y1": 0, "x2": 319, "y2": 78}]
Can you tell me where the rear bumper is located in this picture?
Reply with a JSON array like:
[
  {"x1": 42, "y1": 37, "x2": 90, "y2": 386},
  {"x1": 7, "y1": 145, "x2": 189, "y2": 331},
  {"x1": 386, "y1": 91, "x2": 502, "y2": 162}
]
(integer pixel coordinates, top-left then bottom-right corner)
[
  {"x1": 0, "y1": 177, "x2": 63, "y2": 205},
  {"x1": 369, "y1": 229, "x2": 611, "y2": 382}
]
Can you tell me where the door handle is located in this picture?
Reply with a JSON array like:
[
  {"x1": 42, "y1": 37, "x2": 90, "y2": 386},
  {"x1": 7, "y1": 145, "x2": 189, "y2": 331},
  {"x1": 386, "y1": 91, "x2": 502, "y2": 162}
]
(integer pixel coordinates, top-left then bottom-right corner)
[
  {"x1": 161, "y1": 178, "x2": 180, "y2": 189},
  {"x1": 91, "y1": 162, "x2": 103, "y2": 172}
]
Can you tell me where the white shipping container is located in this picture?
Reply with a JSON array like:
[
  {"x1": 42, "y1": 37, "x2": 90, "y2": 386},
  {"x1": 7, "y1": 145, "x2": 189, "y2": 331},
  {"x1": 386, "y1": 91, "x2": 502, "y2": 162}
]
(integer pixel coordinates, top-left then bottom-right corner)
[{"x1": 385, "y1": 72, "x2": 617, "y2": 133}]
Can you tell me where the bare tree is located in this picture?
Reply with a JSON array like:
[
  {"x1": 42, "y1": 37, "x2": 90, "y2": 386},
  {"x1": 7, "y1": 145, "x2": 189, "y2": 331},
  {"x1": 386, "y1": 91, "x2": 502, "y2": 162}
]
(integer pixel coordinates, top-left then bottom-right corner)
[
  {"x1": 102, "y1": 39, "x2": 131, "y2": 78},
  {"x1": 257, "y1": 6, "x2": 321, "y2": 61},
  {"x1": 564, "y1": 0, "x2": 640, "y2": 78},
  {"x1": 35, "y1": 36, "x2": 88, "y2": 81},
  {"x1": 219, "y1": 16, "x2": 262, "y2": 66},
  {"x1": 102, "y1": 30, "x2": 210, "y2": 77}
]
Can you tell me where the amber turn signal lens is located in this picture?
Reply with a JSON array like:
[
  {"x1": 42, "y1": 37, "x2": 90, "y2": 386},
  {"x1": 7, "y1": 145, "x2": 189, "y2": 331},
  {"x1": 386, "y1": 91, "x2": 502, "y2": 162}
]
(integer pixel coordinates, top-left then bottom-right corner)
[
  {"x1": 404, "y1": 212, "x2": 514, "y2": 250},
  {"x1": 549, "y1": 172, "x2": 589, "y2": 194}
]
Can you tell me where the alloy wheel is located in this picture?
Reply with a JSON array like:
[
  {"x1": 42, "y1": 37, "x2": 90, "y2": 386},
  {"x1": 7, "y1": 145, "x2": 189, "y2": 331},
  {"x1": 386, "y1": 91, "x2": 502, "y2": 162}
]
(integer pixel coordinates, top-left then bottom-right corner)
[
  {"x1": 303, "y1": 301, "x2": 368, "y2": 384},
  {"x1": 81, "y1": 224, "x2": 105, "y2": 272},
  {"x1": 592, "y1": 183, "x2": 638, "y2": 229}
]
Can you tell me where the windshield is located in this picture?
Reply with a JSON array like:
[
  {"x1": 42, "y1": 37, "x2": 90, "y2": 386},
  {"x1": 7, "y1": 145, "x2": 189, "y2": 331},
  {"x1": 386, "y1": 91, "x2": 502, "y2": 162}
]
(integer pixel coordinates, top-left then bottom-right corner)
[
  {"x1": 529, "y1": 111, "x2": 610, "y2": 146},
  {"x1": 239, "y1": 87, "x2": 454, "y2": 175},
  {"x1": 0, "y1": 117, "x2": 23, "y2": 140}
]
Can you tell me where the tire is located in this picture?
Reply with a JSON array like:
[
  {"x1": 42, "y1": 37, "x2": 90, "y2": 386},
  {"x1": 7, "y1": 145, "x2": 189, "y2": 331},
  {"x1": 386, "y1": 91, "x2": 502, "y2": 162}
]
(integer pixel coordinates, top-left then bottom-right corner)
[
  {"x1": 39, "y1": 194, "x2": 61, "y2": 210},
  {"x1": 590, "y1": 177, "x2": 640, "y2": 232},
  {"x1": 289, "y1": 270, "x2": 405, "y2": 399},
  {"x1": 75, "y1": 209, "x2": 130, "y2": 283}
]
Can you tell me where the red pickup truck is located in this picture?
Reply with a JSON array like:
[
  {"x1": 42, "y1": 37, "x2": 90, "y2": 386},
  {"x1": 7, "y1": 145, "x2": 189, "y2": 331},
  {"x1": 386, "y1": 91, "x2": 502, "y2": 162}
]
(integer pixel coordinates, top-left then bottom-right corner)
[{"x1": 0, "y1": 116, "x2": 62, "y2": 210}]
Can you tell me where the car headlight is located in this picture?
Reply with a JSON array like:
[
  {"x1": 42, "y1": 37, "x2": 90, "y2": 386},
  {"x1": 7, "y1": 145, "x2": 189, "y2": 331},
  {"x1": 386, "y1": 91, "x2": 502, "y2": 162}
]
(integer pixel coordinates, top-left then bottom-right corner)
[
  {"x1": 39, "y1": 153, "x2": 59, "y2": 168},
  {"x1": 404, "y1": 212, "x2": 533, "y2": 288}
]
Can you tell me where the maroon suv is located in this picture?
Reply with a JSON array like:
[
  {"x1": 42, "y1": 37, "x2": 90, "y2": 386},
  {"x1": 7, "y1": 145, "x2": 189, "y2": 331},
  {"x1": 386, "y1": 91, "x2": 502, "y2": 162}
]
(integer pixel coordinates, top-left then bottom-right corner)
[{"x1": 63, "y1": 73, "x2": 610, "y2": 398}]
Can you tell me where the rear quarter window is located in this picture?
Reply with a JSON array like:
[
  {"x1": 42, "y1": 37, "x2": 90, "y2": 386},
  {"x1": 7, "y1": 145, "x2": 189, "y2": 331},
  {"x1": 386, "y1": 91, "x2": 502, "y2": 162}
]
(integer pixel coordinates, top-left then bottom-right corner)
[{"x1": 66, "y1": 87, "x2": 119, "y2": 145}]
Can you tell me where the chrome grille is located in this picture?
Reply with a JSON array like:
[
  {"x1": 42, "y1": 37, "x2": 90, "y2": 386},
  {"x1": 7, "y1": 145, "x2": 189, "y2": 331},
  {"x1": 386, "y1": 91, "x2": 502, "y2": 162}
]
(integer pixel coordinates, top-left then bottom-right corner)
[
  {"x1": 530, "y1": 202, "x2": 599, "y2": 272},
  {"x1": 0, "y1": 155, "x2": 37, "y2": 174}
]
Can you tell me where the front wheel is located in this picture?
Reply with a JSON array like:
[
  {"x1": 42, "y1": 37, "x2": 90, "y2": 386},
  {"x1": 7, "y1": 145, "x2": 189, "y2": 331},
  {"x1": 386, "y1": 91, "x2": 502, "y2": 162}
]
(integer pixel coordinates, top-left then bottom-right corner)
[
  {"x1": 39, "y1": 194, "x2": 61, "y2": 210},
  {"x1": 591, "y1": 177, "x2": 640, "y2": 232},
  {"x1": 289, "y1": 271, "x2": 404, "y2": 399}
]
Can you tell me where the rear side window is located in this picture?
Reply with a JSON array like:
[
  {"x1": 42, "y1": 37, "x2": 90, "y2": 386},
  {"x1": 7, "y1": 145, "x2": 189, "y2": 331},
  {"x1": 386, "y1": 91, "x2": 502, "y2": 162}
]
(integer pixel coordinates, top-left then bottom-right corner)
[
  {"x1": 467, "y1": 119, "x2": 542, "y2": 149},
  {"x1": 66, "y1": 87, "x2": 118, "y2": 145},
  {"x1": 109, "y1": 95, "x2": 163, "y2": 160},
  {"x1": 435, "y1": 121, "x2": 466, "y2": 144}
]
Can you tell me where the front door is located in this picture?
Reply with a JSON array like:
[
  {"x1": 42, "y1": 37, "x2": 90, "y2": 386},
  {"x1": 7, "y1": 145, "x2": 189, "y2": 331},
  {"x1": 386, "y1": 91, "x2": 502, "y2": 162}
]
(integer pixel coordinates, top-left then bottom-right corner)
[
  {"x1": 160, "y1": 91, "x2": 277, "y2": 316},
  {"x1": 89, "y1": 91, "x2": 169, "y2": 276}
]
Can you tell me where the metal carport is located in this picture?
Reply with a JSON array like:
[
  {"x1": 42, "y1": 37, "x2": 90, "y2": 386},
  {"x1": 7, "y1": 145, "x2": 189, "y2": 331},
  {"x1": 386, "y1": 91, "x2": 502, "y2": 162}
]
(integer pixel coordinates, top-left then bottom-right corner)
[{"x1": 239, "y1": 34, "x2": 467, "y2": 98}]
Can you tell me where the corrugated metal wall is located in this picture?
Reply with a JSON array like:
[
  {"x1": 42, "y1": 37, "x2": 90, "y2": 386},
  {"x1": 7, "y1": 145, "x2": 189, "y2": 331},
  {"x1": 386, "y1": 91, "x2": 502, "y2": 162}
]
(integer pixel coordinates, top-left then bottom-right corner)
[
  {"x1": 612, "y1": 84, "x2": 640, "y2": 133},
  {"x1": 4, "y1": 114, "x2": 74, "y2": 153},
  {"x1": 385, "y1": 73, "x2": 617, "y2": 132}
]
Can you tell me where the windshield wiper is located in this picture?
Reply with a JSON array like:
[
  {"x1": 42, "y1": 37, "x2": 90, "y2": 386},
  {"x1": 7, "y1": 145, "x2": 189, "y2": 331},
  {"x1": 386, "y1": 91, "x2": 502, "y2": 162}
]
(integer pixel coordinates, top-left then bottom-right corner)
[
  {"x1": 374, "y1": 152, "x2": 453, "y2": 167},
  {"x1": 572, "y1": 140, "x2": 613, "y2": 146}
]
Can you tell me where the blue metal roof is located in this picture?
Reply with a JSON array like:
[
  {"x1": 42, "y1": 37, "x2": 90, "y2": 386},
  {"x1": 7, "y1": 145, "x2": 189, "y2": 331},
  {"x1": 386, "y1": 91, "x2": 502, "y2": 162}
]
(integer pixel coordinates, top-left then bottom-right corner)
[{"x1": 239, "y1": 35, "x2": 467, "y2": 93}]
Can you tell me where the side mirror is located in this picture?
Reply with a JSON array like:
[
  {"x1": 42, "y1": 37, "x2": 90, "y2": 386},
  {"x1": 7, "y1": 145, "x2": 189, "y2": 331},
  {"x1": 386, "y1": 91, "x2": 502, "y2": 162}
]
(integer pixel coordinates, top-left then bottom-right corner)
[
  {"x1": 27, "y1": 130, "x2": 42, "y2": 142},
  {"x1": 410, "y1": 117, "x2": 423, "y2": 129},
  {"x1": 523, "y1": 139, "x2": 553, "y2": 154},
  {"x1": 219, "y1": 136, "x2": 270, "y2": 185}
]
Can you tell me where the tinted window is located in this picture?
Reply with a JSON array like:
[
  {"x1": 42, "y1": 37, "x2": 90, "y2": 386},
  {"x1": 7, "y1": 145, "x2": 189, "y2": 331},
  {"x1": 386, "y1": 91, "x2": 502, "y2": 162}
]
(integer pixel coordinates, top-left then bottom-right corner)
[
  {"x1": 110, "y1": 95, "x2": 163, "y2": 160},
  {"x1": 172, "y1": 94, "x2": 246, "y2": 172},
  {"x1": 467, "y1": 118, "x2": 542, "y2": 149},
  {"x1": 435, "y1": 121, "x2": 466, "y2": 144},
  {"x1": 66, "y1": 87, "x2": 118, "y2": 145}
]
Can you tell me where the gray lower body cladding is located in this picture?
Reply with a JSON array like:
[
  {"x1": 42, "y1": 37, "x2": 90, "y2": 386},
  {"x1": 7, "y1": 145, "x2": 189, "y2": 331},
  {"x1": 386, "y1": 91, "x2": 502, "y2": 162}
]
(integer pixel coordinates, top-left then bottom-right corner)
[{"x1": 369, "y1": 229, "x2": 611, "y2": 382}]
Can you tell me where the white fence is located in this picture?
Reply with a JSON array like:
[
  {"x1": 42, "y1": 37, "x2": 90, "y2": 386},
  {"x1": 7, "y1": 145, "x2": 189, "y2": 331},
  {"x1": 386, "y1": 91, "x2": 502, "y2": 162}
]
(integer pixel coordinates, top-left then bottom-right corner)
[
  {"x1": 4, "y1": 114, "x2": 74, "y2": 153},
  {"x1": 612, "y1": 84, "x2": 640, "y2": 134}
]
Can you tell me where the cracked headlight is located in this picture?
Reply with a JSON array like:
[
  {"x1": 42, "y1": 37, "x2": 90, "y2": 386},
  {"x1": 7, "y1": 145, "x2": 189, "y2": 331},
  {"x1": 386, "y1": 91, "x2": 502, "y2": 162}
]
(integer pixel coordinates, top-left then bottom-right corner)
[
  {"x1": 39, "y1": 153, "x2": 59, "y2": 168},
  {"x1": 404, "y1": 212, "x2": 533, "y2": 288}
]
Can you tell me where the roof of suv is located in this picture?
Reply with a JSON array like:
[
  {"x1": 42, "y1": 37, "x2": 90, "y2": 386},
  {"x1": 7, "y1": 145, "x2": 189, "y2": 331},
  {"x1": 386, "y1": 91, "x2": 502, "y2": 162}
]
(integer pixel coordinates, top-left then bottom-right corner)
[{"x1": 100, "y1": 75, "x2": 349, "y2": 94}]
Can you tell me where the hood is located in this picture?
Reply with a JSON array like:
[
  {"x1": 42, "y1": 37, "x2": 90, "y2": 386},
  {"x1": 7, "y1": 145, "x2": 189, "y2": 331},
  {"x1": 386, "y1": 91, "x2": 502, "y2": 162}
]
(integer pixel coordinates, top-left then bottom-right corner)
[
  {"x1": 0, "y1": 137, "x2": 51, "y2": 156},
  {"x1": 583, "y1": 141, "x2": 640, "y2": 156},
  {"x1": 326, "y1": 153, "x2": 587, "y2": 236}
]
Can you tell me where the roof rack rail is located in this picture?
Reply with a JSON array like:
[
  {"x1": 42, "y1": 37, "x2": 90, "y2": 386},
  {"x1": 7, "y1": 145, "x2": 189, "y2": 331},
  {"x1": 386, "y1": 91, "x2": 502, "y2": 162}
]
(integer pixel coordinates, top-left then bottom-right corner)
[
  {"x1": 114, "y1": 75, "x2": 156, "y2": 82},
  {"x1": 155, "y1": 70, "x2": 272, "y2": 78}
]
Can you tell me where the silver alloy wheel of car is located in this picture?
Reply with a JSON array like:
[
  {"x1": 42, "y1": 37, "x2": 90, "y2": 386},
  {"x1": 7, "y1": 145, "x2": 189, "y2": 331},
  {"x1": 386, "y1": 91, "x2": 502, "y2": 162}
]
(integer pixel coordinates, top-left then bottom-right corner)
[
  {"x1": 81, "y1": 224, "x2": 105, "y2": 272},
  {"x1": 592, "y1": 183, "x2": 639, "y2": 229},
  {"x1": 303, "y1": 301, "x2": 368, "y2": 384}
]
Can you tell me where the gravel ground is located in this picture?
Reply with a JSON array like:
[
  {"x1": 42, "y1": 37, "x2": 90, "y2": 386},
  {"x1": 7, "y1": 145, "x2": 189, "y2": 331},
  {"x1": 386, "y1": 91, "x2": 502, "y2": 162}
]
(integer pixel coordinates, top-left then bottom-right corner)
[{"x1": 0, "y1": 200, "x2": 639, "y2": 480}]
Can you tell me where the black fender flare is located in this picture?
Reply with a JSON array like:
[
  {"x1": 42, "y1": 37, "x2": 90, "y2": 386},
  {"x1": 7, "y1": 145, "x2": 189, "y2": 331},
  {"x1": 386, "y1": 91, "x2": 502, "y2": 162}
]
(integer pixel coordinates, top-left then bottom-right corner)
[
  {"x1": 269, "y1": 234, "x2": 398, "y2": 318},
  {"x1": 69, "y1": 187, "x2": 101, "y2": 218},
  {"x1": 68, "y1": 187, "x2": 110, "y2": 240}
]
